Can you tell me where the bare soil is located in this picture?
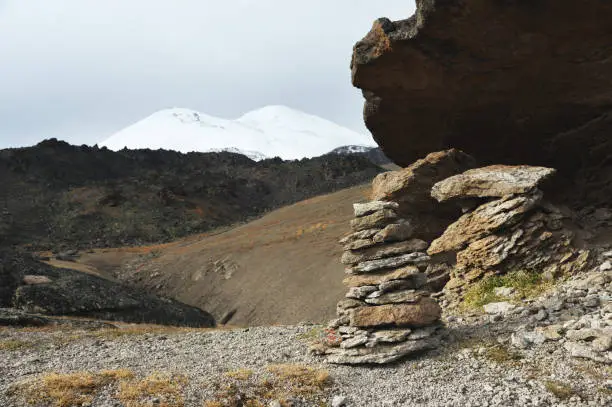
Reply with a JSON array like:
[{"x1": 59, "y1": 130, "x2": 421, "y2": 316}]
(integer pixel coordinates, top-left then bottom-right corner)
[{"x1": 50, "y1": 184, "x2": 373, "y2": 326}]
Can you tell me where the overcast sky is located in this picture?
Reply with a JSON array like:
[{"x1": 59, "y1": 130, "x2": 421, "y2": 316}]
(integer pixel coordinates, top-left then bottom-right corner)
[{"x1": 0, "y1": 1, "x2": 415, "y2": 149}]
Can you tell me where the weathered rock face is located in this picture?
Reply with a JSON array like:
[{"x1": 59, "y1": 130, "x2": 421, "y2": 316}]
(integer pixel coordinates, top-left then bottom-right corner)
[
  {"x1": 351, "y1": 1, "x2": 612, "y2": 180},
  {"x1": 428, "y1": 191, "x2": 543, "y2": 255},
  {"x1": 426, "y1": 164, "x2": 591, "y2": 307}
]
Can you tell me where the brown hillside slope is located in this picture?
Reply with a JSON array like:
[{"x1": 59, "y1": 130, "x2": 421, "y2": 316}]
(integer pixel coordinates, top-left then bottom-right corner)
[{"x1": 51, "y1": 184, "x2": 371, "y2": 326}]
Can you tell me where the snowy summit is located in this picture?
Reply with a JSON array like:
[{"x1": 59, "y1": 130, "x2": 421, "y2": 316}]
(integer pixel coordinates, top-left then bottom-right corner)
[{"x1": 99, "y1": 105, "x2": 375, "y2": 160}]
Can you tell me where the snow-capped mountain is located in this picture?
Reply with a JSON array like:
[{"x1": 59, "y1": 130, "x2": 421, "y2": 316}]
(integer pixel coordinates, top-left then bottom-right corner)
[
  {"x1": 328, "y1": 145, "x2": 377, "y2": 155},
  {"x1": 205, "y1": 147, "x2": 268, "y2": 162},
  {"x1": 329, "y1": 145, "x2": 393, "y2": 166},
  {"x1": 99, "y1": 106, "x2": 376, "y2": 160}
]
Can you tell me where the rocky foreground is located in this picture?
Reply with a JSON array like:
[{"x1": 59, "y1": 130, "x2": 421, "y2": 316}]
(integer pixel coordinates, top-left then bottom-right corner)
[
  {"x1": 2, "y1": 151, "x2": 609, "y2": 406},
  {"x1": 0, "y1": 267, "x2": 609, "y2": 407}
]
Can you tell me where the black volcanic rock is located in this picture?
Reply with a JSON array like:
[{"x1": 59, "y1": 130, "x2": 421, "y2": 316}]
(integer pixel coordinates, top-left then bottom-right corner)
[
  {"x1": 330, "y1": 145, "x2": 393, "y2": 166},
  {"x1": 0, "y1": 139, "x2": 383, "y2": 250},
  {"x1": 0, "y1": 250, "x2": 215, "y2": 327}
]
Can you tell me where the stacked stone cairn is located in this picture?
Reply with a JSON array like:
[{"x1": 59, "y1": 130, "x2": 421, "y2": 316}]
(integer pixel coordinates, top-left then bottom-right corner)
[
  {"x1": 318, "y1": 200, "x2": 442, "y2": 364},
  {"x1": 313, "y1": 150, "x2": 594, "y2": 364},
  {"x1": 313, "y1": 149, "x2": 479, "y2": 364}
]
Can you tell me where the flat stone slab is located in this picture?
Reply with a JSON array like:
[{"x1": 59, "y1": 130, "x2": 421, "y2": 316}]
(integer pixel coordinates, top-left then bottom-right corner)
[
  {"x1": 365, "y1": 289, "x2": 427, "y2": 305},
  {"x1": 431, "y1": 165, "x2": 556, "y2": 202},
  {"x1": 348, "y1": 252, "x2": 430, "y2": 274},
  {"x1": 350, "y1": 209, "x2": 398, "y2": 232},
  {"x1": 353, "y1": 201, "x2": 399, "y2": 218},
  {"x1": 372, "y1": 221, "x2": 415, "y2": 243},
  {"x1": 349, "y1": 297, "x2": 441, "y2": 328},
  {"x1": 343, "y1": 266, "x2": 421, "y2": 287},
  {"x1": 326, "y1": 337, "x2": 439, "y2": 364},
  {"x1": 341, "y1": 239, "x2": 428, "y2": 265}
]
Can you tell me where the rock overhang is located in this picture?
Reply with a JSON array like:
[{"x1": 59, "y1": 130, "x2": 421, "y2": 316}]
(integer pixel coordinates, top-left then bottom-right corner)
[{"x1": 351, "y1": 1, "x2": 612, "y2": 174}]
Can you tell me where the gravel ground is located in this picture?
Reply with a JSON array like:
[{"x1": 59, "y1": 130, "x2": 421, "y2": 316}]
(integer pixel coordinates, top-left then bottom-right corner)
[{"x1": 0, "y1": 320, "x2": 610, "y2": 407}]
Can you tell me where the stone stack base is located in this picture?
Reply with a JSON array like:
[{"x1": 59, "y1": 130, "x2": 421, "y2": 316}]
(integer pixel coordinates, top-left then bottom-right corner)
[{"x1": 316, "y1": 200, "x2": 443, "y2": 364}]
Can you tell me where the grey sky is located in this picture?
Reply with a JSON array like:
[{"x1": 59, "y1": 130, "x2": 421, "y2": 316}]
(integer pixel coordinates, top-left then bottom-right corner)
[{"x1": 0, "y1": 1, "x2": 415, "y2": 149}]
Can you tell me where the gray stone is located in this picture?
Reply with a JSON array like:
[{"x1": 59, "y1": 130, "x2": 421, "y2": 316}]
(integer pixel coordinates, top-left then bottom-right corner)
[
  {"x1": 536, "y1": 325, "x2": 564, "y2": 341},
  {"x1": 407, "y1": 325, "x2": 439, "y2": 340},
  {"x1": 337, "y1": 299, "x2": 364, "y2": 313},
  {"x1": 353, "y1": 201, "x2": 399, "y2": 218},
  {"x1": 431, "y1": 165, "x2": 556, "y2": 202},
  {"x1": 377, "y1": 274, "x2": 427, "y2": 292},
  {"x1": 342, "y1": 267, "x2": 422, "y2": 288},
  {"x1": 339, "y1": 229, "x2": 380, "y2": 245},
  {"x1": 348, "y1": 252, "x2": 430, "y2": 274},
  {"x1": 544, "y1": 297, "x2": 565, "y2": 312},
  {"x1": 331, "y1": 395, "x2": 346, "y2": 407},
  {"x1": 370, "y1": 328, "x2": 412, "y2": 344},
  {"x1": 511, "y1": 330, "x2": 546, "y2": 349},
  {"x1": 600, "y1": 261, "x2": 612, "y2": 272},
  {"x1": 583, "y1": 295, "x2": 600, "y2": 307},
  {"x1": 327, "y1": 338, "x2": 439, "y2": 364},
  {"x1": 350, "y1": 209, "x2": 398, "y2": 232},
  {"x1": 592, "y1": 336, "x2": 612, "y2": 352},
  {"x1": 328, "y1": 316, "x2": 350, "y2": 329},
  {"x1": 564, "y1": 342, "x2": 611, "y2": 364},
  {"x1": 344, "y1": 239, "x2": 377, "y2": 251},
  {"x1": 340, "y1": 334, "x2": 369, "y2": 349},
  {"x1": 373, "y1": 221, "x2": 415, "y2": 243},
  {"x1": 535, "y1": 309, "x2": 548, "y2": 321},
  {"x1": 338, "y1": 326, "x2": 359, "y2": 335},
  {"x1": 345, "y1": 286, "x2": 378, "y2": 300},
  {"x1": 566, "y1": 328, "x2": 601, "y2": 342},
  {"x1": 341, "y1": 239, "x2": 429, "y2": 266},
  {"x1": 483, "y1": 302, "x2": 516, "y2": 315},
  {"x1": 365, "y1": 289, "x2": 425, "y2": 305},
  {"x1": 493, "y1": 287, "x2": 516, "y2": 297}
]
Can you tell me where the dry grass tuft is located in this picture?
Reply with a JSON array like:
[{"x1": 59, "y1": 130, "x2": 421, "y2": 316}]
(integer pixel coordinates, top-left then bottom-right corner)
[
  {"x1": 373, "y1": 25, "x2": 392, "y2": 57},
  {"x1": 118, "y1": 372, "x2": 188, "y2": 407},
  {"x1": 225, "y1": 368, "x2": 254, "y2": 381},
  {"x1": 266, "y1": 364, "x2": 332, "y2": 396},
  {"x1": 485, "y1": 344, "x2": 523, "y2": 364},
  {"x1": 37, "y1": 372, "x2": 100, "y2": 407},
  {"x1": 544, "y1": 380, "x2": 577, "y2": 400},
  {"x1": 11, "y1": 370, "x2": 132, "y2": 407},
  {"x1": 204, "y1": 363, "x2": 332, "y2": 406},
  {"x1": 462, "y1": 270, "x2": 553, "y2": 310},
  {"x1": 9, "y1": 369, "x2": 189, "y2": 407},
  {"x1": 100, "y1": 369, "x2": 135, "y2": 381},
  {"x1": 0, "y1": 339, "x2": 34, "y2": 351}
]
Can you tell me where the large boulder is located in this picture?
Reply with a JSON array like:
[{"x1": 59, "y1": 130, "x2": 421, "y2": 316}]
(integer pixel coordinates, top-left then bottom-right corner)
[
  {"x1": 351, "y1": 1, "x2": 612, "y2": 181},
  {"x1": 1, "y1": 251, "x2": 215, "y2": 327}
]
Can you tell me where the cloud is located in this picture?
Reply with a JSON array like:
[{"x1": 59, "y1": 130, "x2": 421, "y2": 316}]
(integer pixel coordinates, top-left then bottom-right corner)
[{"x1": 0, "y1": 0, "x2": 415, "y2": 148}]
